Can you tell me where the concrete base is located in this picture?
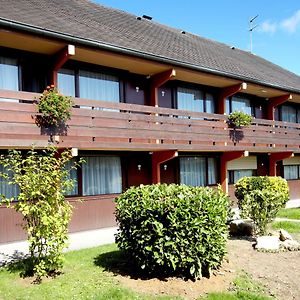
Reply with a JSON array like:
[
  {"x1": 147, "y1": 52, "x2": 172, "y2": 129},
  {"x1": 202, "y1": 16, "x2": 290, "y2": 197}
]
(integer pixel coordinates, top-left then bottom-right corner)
[
  {"x1": 286, "y1": 199, "x2": 300, "y2": 208},
  {"x1": 0, "y1": 227, "x2": 118, "y2": 266}
]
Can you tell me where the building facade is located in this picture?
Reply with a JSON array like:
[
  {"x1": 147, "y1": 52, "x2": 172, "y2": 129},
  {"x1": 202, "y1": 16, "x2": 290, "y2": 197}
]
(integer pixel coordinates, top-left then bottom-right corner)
[{"x1": 1, "y1": 0, "x2": 300, "y2": 243}]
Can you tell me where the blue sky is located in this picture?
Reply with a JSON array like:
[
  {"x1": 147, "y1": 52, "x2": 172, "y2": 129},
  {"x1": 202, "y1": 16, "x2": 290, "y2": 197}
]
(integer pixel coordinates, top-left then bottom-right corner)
[{"x1": 94, "y1": 0, "x2": 300, "y2": 76}]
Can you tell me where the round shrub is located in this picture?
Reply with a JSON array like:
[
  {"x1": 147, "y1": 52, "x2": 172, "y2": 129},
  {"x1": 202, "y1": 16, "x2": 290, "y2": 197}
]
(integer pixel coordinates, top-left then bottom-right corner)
[
  {"x1": 235, "y1": 176, "x2": 289, "y2": 235},
  {"x1": 115, "y1": 184, "x2": 230, "y2": 279}
]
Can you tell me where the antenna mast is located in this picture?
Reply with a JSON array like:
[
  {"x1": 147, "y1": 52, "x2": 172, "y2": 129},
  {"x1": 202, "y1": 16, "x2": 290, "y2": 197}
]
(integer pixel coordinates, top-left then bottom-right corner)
[{"x1": 249, "y1": 15, "x2": 259, "y2": 53}]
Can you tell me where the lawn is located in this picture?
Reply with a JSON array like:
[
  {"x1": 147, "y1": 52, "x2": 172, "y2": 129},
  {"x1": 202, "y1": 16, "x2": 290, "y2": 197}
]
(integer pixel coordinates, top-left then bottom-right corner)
[
  {"x1": 271, "y1": 220, "x2": 300, "y2": 233},
  {"x1": 277, "y1": 208, "x2": 300, "y2": 220},
  {"x1": 0, "y1": 244, "x2": 272, "y2": 300}
]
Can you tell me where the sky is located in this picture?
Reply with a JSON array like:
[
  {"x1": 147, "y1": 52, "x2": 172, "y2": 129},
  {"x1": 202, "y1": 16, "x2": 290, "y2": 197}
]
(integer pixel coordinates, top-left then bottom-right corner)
[{"x1": 93, "y1": 0, "x2": 300, "y2": 76}]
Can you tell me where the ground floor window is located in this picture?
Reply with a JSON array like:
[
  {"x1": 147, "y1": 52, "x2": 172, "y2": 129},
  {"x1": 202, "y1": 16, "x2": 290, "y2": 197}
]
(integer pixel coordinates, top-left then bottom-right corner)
[
  {"x1": 283, "y1": 165, "x2": 300, "y2": 180},
  {"x1": 228, "y1": 169, "x2": 255, "y2": 184},
  {"x1": 179, "y1": 156, "x2": 217, "y2": 186},
  {"x1": 82, "y1": 156, "x2": 122, "y2": 196},
  {"x1": 0, "y1": 165, "x2": 19, "y2": 200},
  {"x1": 64, "y1": 159, "x2": 79, "y2": 196}
]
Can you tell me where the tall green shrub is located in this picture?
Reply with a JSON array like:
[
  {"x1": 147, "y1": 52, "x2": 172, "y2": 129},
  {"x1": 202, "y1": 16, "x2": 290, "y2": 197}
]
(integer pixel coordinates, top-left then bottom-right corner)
[
  {"x1": 0, "y1": 147, "x2": 82, "y2": 282},
  {"x1": 235, "y1": 176, "x2": 289, "y2": 235},
  {"x1": 115, "y1": 184, "x2": 230, "y2": 279}
]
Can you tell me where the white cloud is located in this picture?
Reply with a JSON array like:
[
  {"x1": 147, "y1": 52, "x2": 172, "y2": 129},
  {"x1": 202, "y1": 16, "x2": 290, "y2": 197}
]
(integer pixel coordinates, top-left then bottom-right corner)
[
  {"x1": 260, "y1": 20, "x2": 277, "y2": 34},
  {"x1": 281, "y1": 9, "x2": 300, "y2": 33}
]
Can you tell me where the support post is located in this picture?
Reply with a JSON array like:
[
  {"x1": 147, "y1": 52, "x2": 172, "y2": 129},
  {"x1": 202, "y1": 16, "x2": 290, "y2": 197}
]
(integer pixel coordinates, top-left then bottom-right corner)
[
  {"x1": 220, "y1": 151, "x2": 248, "y2": 193},
  {"x1": 267, "y1": 94, "x2": 292, "y2": 120},
  {"x1": 51, "y1": 44, "x2": 75, "y2": 87},
  {"x1": 218, "y1": 82, "x2": 247, "y2": 114},
  {"x1": 152, "y1": 150, "x2": 178, "y2": 183},
  {"x1": 150, "y1": 69, "x2": 176, "y2": 107},
  {"x1": 269, "y1": 152, "x2": 293, "y2": 176}
]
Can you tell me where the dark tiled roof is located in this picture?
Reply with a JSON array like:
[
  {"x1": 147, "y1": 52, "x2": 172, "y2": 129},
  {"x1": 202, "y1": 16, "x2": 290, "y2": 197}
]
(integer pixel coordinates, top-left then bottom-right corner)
[{"x1": 1, "y1": 0, "x2": 300, "y2": 93}]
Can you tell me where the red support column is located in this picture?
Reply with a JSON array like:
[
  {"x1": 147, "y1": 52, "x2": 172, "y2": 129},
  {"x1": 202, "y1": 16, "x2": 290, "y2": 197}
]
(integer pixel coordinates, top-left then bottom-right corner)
[
  {"x1": 218, "y1": 82, "x2": 247, "y2": 114},
  {"x1": 266, "y1": 94, "x2": 292, "y2": 120},
  {"x1": 51, "y1": 44, "x2": 75, "y2": 87},
  {"x1": 220, "y1": 151, "x2": 247, "y2": 193},
  {"x1": 152, "y1": 150, "x2": 178, "y2": 184},
  {"x1": 269, "y1": 152, "x2": 293, "y2": 176},
  {"x1": 150, "y1": 69, "x2": 176, "y2": 107}
]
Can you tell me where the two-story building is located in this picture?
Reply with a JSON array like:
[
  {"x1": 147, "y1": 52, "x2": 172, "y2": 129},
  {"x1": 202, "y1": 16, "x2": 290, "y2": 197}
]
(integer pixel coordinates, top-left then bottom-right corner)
[{"x1": 1, "y1": 0, "x2": 300, "y2": 244}]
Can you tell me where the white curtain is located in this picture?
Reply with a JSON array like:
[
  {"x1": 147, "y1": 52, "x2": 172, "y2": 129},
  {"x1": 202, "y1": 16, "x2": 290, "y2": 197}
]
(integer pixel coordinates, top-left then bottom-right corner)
[
  {"x1": 79, "y1": 70, "x2": 119, "y2": 102},
  {"x1": 233, "y1": 169, "x2": 253, "y2": 183},
  {"x1": 82, "y1": 156, "x2": 122, "y2": 195},
  {"x1": 281, "y1": 105, "x2": 297, "y2": 123},
  {"x1": 231, "y1": 96, "x2": 252, "y2": 114},
  {"x1": 58, "y1": 69, "x2": 76, "y2": 96},
  {"x1": 180, "y1": 157, "x2": 206, "y2": 186},
  {"x1": 284, "y1": 165, "x2": 298, "y2": 180},
  {"x1": 64, "y1": 159, "x2": 78, "y2": 196},
  {"x1": 0, "y1": 165, "x2": 19, "y2": 199},
  {"x1": 177, "y1": 87, "x2": 204, "y2": 112},
  {"x1": 207, "y1": 157, "x2": 217, "y2": 185}
]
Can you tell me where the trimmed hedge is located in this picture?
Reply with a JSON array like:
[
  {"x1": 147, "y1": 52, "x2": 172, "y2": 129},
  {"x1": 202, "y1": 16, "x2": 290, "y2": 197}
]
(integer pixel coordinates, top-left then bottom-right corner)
[
  {"x1": 235, "y1": 176, "x2": 289, "y2": 235},
  {"x1": 115, "y1": 184, "x2": 230, "y2": 279}
]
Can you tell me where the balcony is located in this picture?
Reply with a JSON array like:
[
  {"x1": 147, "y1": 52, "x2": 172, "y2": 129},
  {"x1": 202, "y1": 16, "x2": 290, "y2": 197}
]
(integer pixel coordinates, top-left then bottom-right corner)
[{"x1": 1, "y1": 89, "x2": 300, "y2": 152}]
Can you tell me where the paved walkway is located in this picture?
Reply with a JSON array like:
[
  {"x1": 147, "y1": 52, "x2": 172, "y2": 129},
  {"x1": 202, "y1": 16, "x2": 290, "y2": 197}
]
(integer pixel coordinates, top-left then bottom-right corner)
[{"x1": 0, "y1": 226, "x2": 118, "y2": 266}]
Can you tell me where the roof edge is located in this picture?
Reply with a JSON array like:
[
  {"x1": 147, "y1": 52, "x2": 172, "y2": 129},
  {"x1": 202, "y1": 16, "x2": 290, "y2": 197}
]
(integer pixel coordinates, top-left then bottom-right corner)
[{"x1": 1, "y1": 17, "x2": 300, "y2": 95}]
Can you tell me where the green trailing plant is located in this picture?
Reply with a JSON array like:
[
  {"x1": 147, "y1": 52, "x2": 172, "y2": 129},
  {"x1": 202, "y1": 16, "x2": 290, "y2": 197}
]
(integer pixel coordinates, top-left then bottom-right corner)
[
  {"x1": 235, "y1": 176, "x2": 289, "y2": 235},
  {"x1": 0, "y1": 146, "x2": 83, "y2": 282},
  {"x1": 115, "y1": 184, "x2": 230, "y2": 280},
  {"x1": 228, "y1": 111, "x2": 253, "y2": 127},
  {"x1": 36, "y1": 85, "x2": 73, "y2": 127}
]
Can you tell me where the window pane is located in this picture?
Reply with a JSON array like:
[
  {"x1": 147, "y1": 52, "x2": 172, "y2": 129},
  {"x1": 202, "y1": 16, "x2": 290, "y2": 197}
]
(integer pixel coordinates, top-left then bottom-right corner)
[
  {"x1": 207, "y1": 157, "x2": 217, "y2": 185},
  {"x1": 206, "y1": 93, "x2": 215, "y2": 113},
  {"x1": 281, "y1": 105, "x2": 296, "y2": 123},
  {"x1": 225, "y1": 98, "x2": 230, "y2": 115},
  {"x1": 64, "y1": 159, "x2": 78, "y2": 196},
  {"x1": 0, "y1": 57, "x2": 19, "y2": 91},
  {"x1": 0, "y1": 165, "x2": 19, "y2": 200},
  {"x1": 58, "y1": 69, "x2": 75, "y2": 97},
  {"x1": 180, "y1": 157, "x2": 206, "y2": 186},
  {"x1": 233, "y1": 169, "x2": 254, "y2": 183},
  {"x1": 177, "y1": 87, "x2": 204, "y2": 112},
  {"x1": 79, "y1": 70, "x2": 120, "y2": 102},
  {"x1": 82, "y1": 156, "x2": 122, "y2": 195},
  {"x1": 231, "y1": 96, "x2": 251, "y2": 114},
  {"x1": 284, "y1": 165, "x2": 298, "y2": 180}
]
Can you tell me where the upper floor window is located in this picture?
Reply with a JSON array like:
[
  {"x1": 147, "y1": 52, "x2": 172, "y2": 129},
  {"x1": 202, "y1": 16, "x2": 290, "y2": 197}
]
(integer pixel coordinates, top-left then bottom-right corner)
[
  {"x1": 0, "y1": 57, "x2": 19, "y2": 91},
  {"x1": 58, "y1": 68, "x2": 120, "y2": 103},
  {"x1": 280, "y1": 104, "x2": 300, "y2": 124},
  {"x1": 226, "y1": 95, "x2": 252, "y2": 115},
  {"x1": 177, "y1": 86, "x2": 215, "y2": 113}
]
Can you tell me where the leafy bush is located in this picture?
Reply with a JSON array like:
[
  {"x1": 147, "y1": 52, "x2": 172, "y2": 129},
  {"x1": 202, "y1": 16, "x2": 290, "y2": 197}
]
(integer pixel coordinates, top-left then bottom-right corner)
[
  {"x1": 0, "y1": 147, "x2": 83, "y2": 282},
  {"x1": 228, "y1": 111, "x2": 252, "y2": 127},
  {"x1": 235, "y1": 176, "x2": 289, "y2": 235},
  {"x1": 115, "y1": 184, "x2": 230, "y2": 279},
  {"x1": 36, "y1": 85, "x2": 73, "y2": 127}
]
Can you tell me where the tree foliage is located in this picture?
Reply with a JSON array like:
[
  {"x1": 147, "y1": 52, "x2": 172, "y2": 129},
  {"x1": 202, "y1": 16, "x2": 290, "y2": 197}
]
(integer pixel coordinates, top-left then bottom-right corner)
[{"x1": 0, "y1": 147, "x2": 82, "y2": 282}]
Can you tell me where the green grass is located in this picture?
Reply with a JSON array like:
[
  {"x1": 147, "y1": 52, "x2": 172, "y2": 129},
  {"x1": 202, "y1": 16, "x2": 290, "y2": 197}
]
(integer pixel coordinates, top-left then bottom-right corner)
[
  {"x1": 277, "y1": 208, "x2": 300, "y2": 220},
  {"x1": 271, "y1": 221, "x2": 300, "y2": 233},
  {"x1": 0, "y1": 244, "x2": 272, "y2": 300}
]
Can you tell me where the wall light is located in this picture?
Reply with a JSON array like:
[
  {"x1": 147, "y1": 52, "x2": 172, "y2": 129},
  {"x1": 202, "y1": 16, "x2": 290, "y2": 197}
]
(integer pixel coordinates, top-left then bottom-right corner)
[
  {"x1": 163, "y1": 164, "x2": 167, "y2": 171},
  {"x1": 137, "y1": 164, "x2": 142, "y2": 171}
]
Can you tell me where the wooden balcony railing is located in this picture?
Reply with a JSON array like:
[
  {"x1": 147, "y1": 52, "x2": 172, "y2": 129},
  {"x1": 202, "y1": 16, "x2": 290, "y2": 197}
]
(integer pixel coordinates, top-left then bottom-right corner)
[{"x1": 1, "y1": 89, "x2": 300, "y2": 152}]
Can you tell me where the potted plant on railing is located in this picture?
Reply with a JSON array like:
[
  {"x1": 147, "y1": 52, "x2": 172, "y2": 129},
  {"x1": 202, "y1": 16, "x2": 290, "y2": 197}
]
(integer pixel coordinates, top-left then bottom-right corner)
[
  {"x1": 227, "y1": 111, "x2": 253, "y2": 128},
  {"x1": 35, "y1": 85, "x2": 73, "y2": 135}
]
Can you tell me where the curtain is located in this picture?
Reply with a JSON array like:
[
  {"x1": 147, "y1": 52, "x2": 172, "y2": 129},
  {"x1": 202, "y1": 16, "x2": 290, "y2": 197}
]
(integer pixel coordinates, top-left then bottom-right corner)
[
  {"x1": 233, "y1": 169, "x2": 253, "y2": 183},
  {"x1": 177, "y1": 87, "x2": 204, "y2": 112},
  {"x1": 0, "y1": 165, "x2": 19, "y2": 200},
  {"x1": 82, "y1": 156, "x2": 122, "y2": 195},
  {"x1": 64, "y1": 159, "x2": 78, "y2": 196},
  {"x1": 284, "y1": 165, "x2": 298, "y2": 180},
  {"x1": 180, "y1": 157, "x2": 206, "y2": 186},
  {"x1": 231, "y1": 96, "x2": 252, "y2": 114},
  {"x1": 207, "y1": 157, "x2": 217, "y2": 185},
  {"x1": 281, "y1": 105, "x2": 297, "y2": 123},
  {"x1": 58, "y1": 69, "x2": 76, "y2": 97},
  {"x1": 206, "y1": 93, "x2": 215, "y2": 114},
  {"x1": 79, "y1": 70, "x2": 119, "y2": 102}
]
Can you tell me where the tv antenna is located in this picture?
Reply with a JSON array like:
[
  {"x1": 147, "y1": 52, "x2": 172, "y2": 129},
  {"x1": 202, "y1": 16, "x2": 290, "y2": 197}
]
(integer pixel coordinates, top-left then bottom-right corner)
[{"x1": 249, "y1": 15, "x2": 259, "y2": 53}]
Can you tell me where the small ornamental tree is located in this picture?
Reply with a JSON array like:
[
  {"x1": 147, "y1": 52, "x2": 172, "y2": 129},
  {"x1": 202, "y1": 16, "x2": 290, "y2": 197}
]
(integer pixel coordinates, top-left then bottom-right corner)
[
  {"x1": 0, "y1": 147, "x2": 82, "y2": 282},
  {"x1": 35, "y1": 85, "x2": 73, "y2": 127},
  {"x1": 115, "y1": 184, "x2": 230, "y2": 280},
  {"x1": 235, "y1": 176, "x2": 289, "y2": 235},
  {"x1": 228, "y1": 111, "x2": 252, "y2": 128}
]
